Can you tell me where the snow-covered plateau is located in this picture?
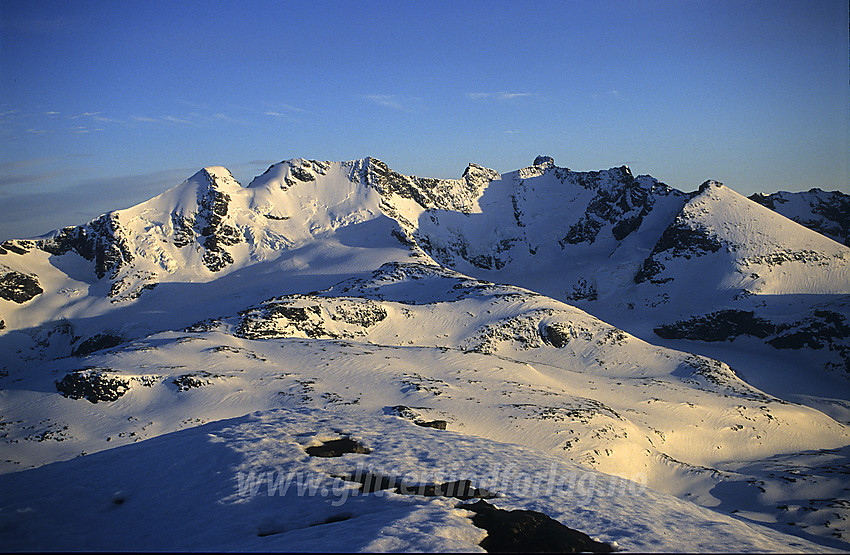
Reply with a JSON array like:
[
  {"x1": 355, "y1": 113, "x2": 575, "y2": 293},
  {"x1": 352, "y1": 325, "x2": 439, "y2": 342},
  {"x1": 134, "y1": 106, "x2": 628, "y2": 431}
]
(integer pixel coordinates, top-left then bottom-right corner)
[{"x1": 1, "y1": 156, "x2": 848, "y2": 552}]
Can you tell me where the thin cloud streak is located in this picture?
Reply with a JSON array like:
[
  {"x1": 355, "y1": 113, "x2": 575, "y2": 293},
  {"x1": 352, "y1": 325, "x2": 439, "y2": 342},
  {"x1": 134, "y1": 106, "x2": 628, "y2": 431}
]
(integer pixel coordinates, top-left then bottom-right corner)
[
  {"x1": 362, "y1": 94, "x2": 424, "y2": 113},
  {"x1": 466, "y1": 92, "x2": 535, "y2": 101}
]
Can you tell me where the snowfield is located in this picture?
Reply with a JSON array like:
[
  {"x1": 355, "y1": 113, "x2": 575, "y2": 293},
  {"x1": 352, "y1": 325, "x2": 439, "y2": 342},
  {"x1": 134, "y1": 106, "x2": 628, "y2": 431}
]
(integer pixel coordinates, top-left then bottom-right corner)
[
  {"x1": 1, "y1": 408, "x2": 843, "y2": 552},
  {"x1": 1, "y1": 156, "x2": 848, "y2": 552}
]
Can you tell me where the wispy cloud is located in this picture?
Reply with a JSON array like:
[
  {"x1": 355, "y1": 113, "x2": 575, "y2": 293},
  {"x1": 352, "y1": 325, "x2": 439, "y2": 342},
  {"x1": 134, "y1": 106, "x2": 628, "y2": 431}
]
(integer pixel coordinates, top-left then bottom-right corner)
[
  {"x1": 131, "y1": 115, "x2": 160, "y2": 123},
  {"x1": 68, "y1": 111, "x2": 101, "y2": 120},
  {"x1": 93, "y1": 115, "x2": 124, "y2": 124},
  {"x1": 245, "y1": 159, "x2": 278, "y2": 166},
  {"x1": 362, "y1": 94, "x2": 423, "y2": 113},
  {"x1": 0, "y1": 169, "x2": 67, "y2": 189},
  {"x1": 466, "y1": 92, "x2": 535, "y2": 101},
  {"x1": 264, "y1": 102, "x2": 306, "y2": 114},
  {"x1": 0, "y1": 165, "x2": 197, "y2": 241},
  {"x1": 131, "y1": 115, "x2": 193, "y2": 124},
  {"x1": 264, "y1": 111, "x2": 294, "y2": 120},
  {"x1": 591, "y1": 89, "x2": 628, "y2": 101},
  {"x1": 163, "y1": 116, "x2": 192, "y2": 125},
  {"x1": 0, "y1": 109, "x2": 22, "y2": 121},
  {"x1": 212, "y1": 113, "x2": 249, "y2": 125}
]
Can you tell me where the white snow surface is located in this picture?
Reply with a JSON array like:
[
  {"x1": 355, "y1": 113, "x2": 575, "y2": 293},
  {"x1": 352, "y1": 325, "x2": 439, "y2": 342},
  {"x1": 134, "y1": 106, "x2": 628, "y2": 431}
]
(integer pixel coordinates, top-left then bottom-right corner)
[
  {"x1": 0, "y1": 407, "x2": 840, "y2": 552},
  {"x1": 0, "y1": 157, "x2": 848, "y2": 552}
]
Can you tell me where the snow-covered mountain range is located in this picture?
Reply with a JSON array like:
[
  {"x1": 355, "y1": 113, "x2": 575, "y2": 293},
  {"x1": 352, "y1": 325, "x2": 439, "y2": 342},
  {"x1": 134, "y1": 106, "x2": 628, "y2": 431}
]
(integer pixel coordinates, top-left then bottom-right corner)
[{"x1": 1, "y1": 156, "x2": 848, "y2": 552}]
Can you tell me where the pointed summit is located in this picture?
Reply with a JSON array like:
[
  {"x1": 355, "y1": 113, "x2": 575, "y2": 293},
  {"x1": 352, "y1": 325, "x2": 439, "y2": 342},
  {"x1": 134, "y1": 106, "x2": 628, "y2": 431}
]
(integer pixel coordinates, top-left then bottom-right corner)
[{"x1": 533, "y1": 155, "x2": 554, "y2": 167}]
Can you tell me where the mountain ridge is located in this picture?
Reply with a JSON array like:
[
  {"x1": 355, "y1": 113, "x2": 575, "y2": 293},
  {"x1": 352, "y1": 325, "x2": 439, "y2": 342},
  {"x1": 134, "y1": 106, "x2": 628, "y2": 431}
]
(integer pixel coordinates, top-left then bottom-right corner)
[
  {"x1": 1, "y1": 156, "x2": 848, "y2": 372},
  {"x1": 1, "y1": 155, "x2": 849, "y2": 551}
]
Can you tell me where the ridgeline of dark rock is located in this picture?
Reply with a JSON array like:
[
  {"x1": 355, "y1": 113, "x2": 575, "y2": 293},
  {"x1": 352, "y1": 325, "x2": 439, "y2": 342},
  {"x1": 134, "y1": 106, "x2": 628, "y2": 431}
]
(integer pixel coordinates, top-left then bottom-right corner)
[
  {"x1": 557, "y1": 165, "x2": 677, "y2": 247},
  {"x1": 654, "y1": 310, "x2": 777, "y2": 341},
  {"x1": 656, "y1": 309, "x2": 850, "y2": 373}
]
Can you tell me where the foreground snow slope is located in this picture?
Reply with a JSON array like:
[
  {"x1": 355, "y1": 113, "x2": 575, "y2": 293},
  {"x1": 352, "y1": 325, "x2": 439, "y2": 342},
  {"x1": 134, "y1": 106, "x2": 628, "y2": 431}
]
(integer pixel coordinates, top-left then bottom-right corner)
[
  {"x1": 0, "y1": 407, "x2": 841, "y2": 553},
  {"x1": 2, "y1": 263, "x2": 848, "y2": 550}
]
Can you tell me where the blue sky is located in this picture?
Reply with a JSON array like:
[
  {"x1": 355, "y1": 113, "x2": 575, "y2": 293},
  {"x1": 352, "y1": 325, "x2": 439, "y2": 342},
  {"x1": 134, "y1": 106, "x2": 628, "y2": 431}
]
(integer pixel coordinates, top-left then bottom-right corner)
[{"x1": 0, "y1": 0, "x2": 847, "y2": 240}]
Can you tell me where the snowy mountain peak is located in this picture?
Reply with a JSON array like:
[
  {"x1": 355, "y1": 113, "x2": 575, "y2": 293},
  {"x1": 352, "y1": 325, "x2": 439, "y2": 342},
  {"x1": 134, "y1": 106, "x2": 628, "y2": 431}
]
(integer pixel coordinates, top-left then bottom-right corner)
[
  {"x1": 201, "y1": 165, "x2": 238, "y2": 184},
  {"x1": 697, "y1": 179, "x2": 724, "y2": 194},
  {"x1": 533, "y1": 154, "x2": 555, "y2": 167}
]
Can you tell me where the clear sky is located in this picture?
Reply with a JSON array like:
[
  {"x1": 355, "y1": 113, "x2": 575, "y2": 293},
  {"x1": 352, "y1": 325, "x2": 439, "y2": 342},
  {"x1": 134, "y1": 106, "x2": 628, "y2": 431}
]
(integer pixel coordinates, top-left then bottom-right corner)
[{"x1": 1, "y1": 0, "x2": 848, "y2": 240}]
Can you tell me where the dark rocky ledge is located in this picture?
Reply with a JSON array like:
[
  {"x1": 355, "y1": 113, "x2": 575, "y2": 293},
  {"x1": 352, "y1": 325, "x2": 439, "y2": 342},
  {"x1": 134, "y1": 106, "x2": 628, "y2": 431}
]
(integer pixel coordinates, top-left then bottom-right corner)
[
  {"x1": 55, "y1": 369, "x2": 130, "y2": 403},
  {"x1": 0, "y1": 270, "x2": 43, "y2": 303},
  {"x1": 305, "y1": 437, "x2": 371, "y2": 457},
  {"x1": 460, "y1": 499, "x2": 613, "y2": 553}
]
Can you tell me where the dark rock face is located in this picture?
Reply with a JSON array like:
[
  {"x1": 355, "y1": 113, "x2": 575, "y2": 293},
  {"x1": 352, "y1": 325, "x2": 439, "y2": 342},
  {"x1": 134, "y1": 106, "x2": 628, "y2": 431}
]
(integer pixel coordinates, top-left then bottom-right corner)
[
  {"x1": 194, "y1": 170, "x2": 241, "y2": 272},
  {"x1": 651, "y1": 222, "x2": 722, "y2": 258},
  {"x1": 554, "y1": 167, "x2": 680, "y2": 249},
  {"x1": 656, "y1": 309, "x2": 850, "y2": 374},
  {"x1": 0, "y1": 240, "x2": 30, "y2": 255},
  {"x1": 55, "y1": 370, "x2": 130, "y2": 403},
  {"x1": 397, "y1": 479, "x2": 496, "y2": 500},
  {"x1": 414, "y1": 419, "x2": 447, "y2": 430},
  {"x1": 533, "y1": 155, "x2": 554, "y2": 166},
  {"x1": 634, "y1": 219, "x2": 722, "y2": 284},
  {"x1": 561, "y1": 218, "x2": 603, "y2": 246},
  {"x1": 108, "y1": 276, "x2": 158, "y2": 302},
  {"x1": 769, "y1": 310, "x2": 850, "y2": 373},
  {"x1": 305, "y1": 437, "x2": 371, "y2": 457},
  {"x1": 460, "y1": 499, "x2": 613, "y2": 553},
  {"x1": 171, "y1": 213, "x2": 195, "y2": 248},
  {"x1": 0, "y1": 270, "x2": 43, "y2": 303},
  {"x1": 654, "y1": 310, "x2": 777, "y2": 341},
  {"x1": 566, "y1": 278, "x2": 597, "y2": 302},
  {"x1": 388, "y1": 405, "x2": 419, "y2": 419},
  {"x1": 362, "y1": 157, "x2": 498, "y2": 214},
  {"x1": 289, "y1": 165, "x2": 315, "y2": 183},
  {"x1": 343, "y1": 469, "x2": 497, "y2": 500},
  {"x1": 172, "y1": 371, "x2": 222, "y2": 391},
  {"x1": 542, "y1": 323, "x2": 574, "y2": 348},
  {"x1": 748, "y1": 192, "x2": 776, "y2": 210},
  {"x1": 165, "y1": 169, "x2": 242, "y2": 272},
  {"x1": 39, "y1": 213, "x2": 134, "y2": 279},
  {"x1": 236, "y1": 296, "x2": 388, "y2": 340},
  {"x1": 72, "y1": 333, "x2": 123, "y2": 357}
]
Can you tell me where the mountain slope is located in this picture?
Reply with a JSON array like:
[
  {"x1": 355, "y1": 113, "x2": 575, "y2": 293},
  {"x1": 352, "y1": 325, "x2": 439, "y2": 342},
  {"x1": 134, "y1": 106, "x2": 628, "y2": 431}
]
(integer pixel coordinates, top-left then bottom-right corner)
[
  {"x1": 0, "y1": 156, "x2": 848, "y2": 551},
  {"x1": 749, "y1": 188, "x2": 850, "y2": 247}
]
